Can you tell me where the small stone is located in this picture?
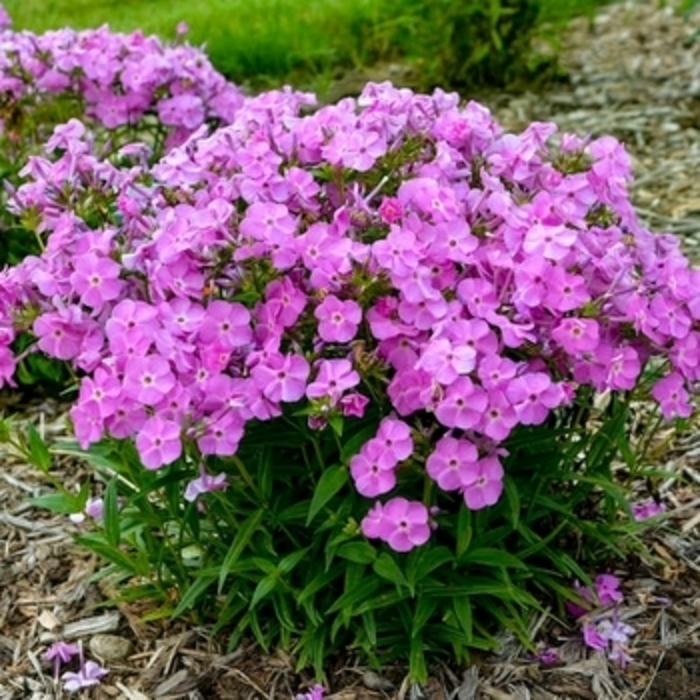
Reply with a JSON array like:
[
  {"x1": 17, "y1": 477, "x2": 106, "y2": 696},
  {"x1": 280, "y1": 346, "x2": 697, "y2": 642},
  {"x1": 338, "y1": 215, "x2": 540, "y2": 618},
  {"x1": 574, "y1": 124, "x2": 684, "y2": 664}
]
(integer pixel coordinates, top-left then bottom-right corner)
[
  {"x1": 89, "y1": 634, "x2": 133, "y2": 661},
  {"x1": 362, "y1": 670, "x2": 393, "y2": 691}
]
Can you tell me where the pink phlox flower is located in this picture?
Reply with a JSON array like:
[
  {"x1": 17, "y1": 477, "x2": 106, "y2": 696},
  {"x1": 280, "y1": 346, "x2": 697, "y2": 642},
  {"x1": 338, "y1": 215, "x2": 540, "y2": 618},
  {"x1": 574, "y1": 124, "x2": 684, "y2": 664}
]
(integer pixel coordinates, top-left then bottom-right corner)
[
  {"x1": 375, "y1": 417, "x2": 413, "y2": 466},
  {"x1": 264, "y1": 277, "x2": 307, "y2": 328},
  {"x1": 486, "y1": 313, "x2": 537, "y2": 348},
  {"x1": 426, "y1": 435, "x2": 479, "y2": 492},
  {"x1": 456, "y1": 277, "x2": 500, "y2": 318},
  {"x1": 460, "y1": 455, "x2": 504, "y2": 510},
  {"x1": 477, "y1": 355, "x2": 519, "y2": 390},
  {"x1": 397, "y1": 296, "x2": 448, "y2": 331},
  {"x1": 196, "y1": 410, "x2": 244, "y2": 456},
  {"x1": 397, "y1": 177, "x2": 460, "y2": 223},
  {"x1": 122, "y1": 354, "x2": 176, "y2": 405},
  {"x1": 135, "y1": 415, "x2": 182, "y2": 470},
  {"x1": 44, "y1": 640, "x2": 80, "y2": 666},
  {"x1": 479, "y1": 390, "x2": 518, "y2": 441},
  {"x1": 327, "y1": 129, "x2": 387, "y2": 172},
  {"x1": 415, "y1": 337, "x2": 476, "y2": 386},
  {"x1": 435, "y1": 377, "x2": 488, "y2": 431},
  {"x1": 581, "y1": 621, "x2": 607, "y2": 651},
  {"x1": 198, "y1": 300, "x2": 252, "y2": 349},
  {"x1": 378, "y1": 197, "x2": 402, "y2": 224},
  {"x1": 361, "y1": 496, "x2": 431, "y2": 552},
  {"x1": 250, "y1": 352, "x2": 310, "y2": 403},
  {"x1": 649, "y1": 294, "x2": 691, "y2": 340},
  {"x1": 371, "y1": 226, "x2": 422, "y2": 277},
  {"x1": 339, "y1": 392, "x2": 369, "y2": 418},
  {"x1": 69, "y1": 252, "x2": 123, "y2": 311},
  {"x1": 594, "y1": 574, "x2": 624, "y2": 607},
  {"x1": 350, "y1": 439, "x2": 397, "y2": 497},
  {"x1": 77, "y1": 367, "x2": 121, "y2": 419},
  {"x1": 184, "y1": 463, "x2": 228, "y2": 502},
  {"x1": 394, "y1": 264, "x2": 442, "y2": 304},
  {"x1": 651, "y1": 371, "x2": 693, "y2": 419},
  {"x1": 387, "y1": 368, "x2": 436, "y2": 416},
  {"x1": 632, "y1": 498, "x2": 665, "y2": 521},
  {"x1": 295, "y1": 684, "x2": 326, "y2": 700},
  {"x1": 523, "y1": 221, "x2": 577, "y2": 263},
  {"x1": 512, "y1": 256, "x2": 550, "y2": 310},
  {"x1": 158, "y1": 297, "x2": 205, "y2": 338},
  {"x1": 33, "y1": 308, "x2": 86, "y2": 361},
  {"x1": 314, "y1": 295, "x2": 362, "y2": 343},
  {"x1": 296, "y1": 222, "x2": 352, "y2": 283},
  {"x1": 62, "y1": 659, "x2": 108, "y2": 693},
  {"x1": 428, "y1": 219, "x2": 478, "y2": 264},
  {"x1": 158, "y1": 93, "x2": 205, "y2": 130},
  {"x1": 506, "y1": 371, "x2": 565, "y2": 426},
  {"x1": 551, "y1": 317, "x2": 600, "y2": 355},
  {"x1": 306, "y1": 358, "x2": 360, "y2": 402},
  {"x1": 366, "y1": 296, "x2": 415, "y2": 340},
  {"x1": 544, "y1": 267, "x2": 591, "y2": 313},
  {"x1": 669, "y1": 331, "x2": 700, "y2": 383},
  {"x1": 604, "y1": 345, "x2": 641, "y2": 391}
]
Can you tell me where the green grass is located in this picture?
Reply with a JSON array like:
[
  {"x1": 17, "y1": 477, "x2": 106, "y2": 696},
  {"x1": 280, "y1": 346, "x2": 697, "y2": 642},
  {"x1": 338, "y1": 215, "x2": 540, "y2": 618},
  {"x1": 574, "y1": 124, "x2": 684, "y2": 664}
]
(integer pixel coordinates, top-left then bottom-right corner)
[
  {"x1": 3, "y1": 0, "x2": 614, "y2": 97},
  {"x1": 3, "y1": 0, "x2": 384, "y2": 93}
]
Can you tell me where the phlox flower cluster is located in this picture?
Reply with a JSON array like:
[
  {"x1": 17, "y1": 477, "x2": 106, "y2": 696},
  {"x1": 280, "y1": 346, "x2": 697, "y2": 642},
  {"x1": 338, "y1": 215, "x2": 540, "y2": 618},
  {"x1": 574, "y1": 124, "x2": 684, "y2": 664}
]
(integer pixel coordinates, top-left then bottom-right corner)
[
  {"x1": 44, "y1": 640, "x2": 109, "y2": 693},
  {"x1": 2, "y1": 78, "x2": 699, "y2": 553},
  {"x1": 568, "y1": 574, "x2": 635, "y2": 667},
  {"x1": 0, "y1": 5, "x2": 243, "y2": 151}
]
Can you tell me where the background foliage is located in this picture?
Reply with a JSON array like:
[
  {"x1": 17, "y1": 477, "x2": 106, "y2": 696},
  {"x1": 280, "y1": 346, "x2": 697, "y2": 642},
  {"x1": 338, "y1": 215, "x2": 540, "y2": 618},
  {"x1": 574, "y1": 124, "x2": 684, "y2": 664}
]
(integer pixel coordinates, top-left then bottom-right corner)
[{"x1": 5, "y1": 0, "x2": 613, "y2": 96}]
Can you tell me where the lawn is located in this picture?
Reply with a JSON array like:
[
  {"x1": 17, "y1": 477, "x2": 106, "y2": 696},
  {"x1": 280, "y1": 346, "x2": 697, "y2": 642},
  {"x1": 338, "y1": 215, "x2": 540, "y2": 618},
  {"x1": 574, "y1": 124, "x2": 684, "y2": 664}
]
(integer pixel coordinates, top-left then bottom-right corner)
[{"x1": 3, "y1": 0, "x2": 613, "y2": 96}]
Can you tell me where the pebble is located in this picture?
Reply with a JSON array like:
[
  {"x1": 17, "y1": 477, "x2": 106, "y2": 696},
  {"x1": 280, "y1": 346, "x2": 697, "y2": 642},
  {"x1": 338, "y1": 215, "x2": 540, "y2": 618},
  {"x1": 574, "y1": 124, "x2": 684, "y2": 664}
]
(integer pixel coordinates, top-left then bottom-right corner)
[{"x1": 89, "y1": 633, "x2": 133, "y2": 661}]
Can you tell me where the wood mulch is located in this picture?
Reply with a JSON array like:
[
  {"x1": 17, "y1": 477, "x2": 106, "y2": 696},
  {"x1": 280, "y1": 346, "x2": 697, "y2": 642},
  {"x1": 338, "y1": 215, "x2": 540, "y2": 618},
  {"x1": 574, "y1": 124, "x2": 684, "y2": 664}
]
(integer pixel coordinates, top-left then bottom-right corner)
[{"x1": 3, "y1": 1, "x2": 700, "y2": 697}]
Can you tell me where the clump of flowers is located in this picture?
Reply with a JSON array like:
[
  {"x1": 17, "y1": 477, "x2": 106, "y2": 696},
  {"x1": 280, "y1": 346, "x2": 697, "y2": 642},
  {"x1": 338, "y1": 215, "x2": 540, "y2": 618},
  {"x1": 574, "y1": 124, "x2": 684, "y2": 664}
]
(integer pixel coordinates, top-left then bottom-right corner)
[
  {"x1": 0, "y1": 11, "x2": 243, "y2": 150},
  {"x1": 1, "y1": 79, "x2": 697, "y2": 554},
  {"x1": 568, "y1": 574, "x2": 635, "y2": 667},
  {"x1": 44, "y1": 640, "x2": 108, "y2": 693}
]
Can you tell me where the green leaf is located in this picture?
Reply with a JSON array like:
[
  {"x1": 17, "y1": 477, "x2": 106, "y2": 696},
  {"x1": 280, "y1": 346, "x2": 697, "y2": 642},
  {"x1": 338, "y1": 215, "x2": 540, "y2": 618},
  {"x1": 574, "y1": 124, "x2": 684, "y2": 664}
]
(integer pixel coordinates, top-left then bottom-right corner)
[
  {"x1": 372, "y1": 552, "x2": 408, "y2": 588},
  {"x1": 279, "y1": 547, "x2": 310, "y2": 574},
  {"x1": 328, "y1": 575, "x2": 381, "y2": 614},
  {"x1": 250, "y1": 573, "x2": 278, "y2": 608},
  {"x1": 459, "y1": 547, "x2": 528, "y2": 569},
  {"x1": 29, "y1": 492, "x2": 83, "y2": 515},
  {"x1": 297, "y1": 567, "x2": 344, "y2": 605},
  {"x1": 328, "y1": 414, "x2": 344, "y2": 437},
  {"x1": 408, "y1": 546, "x2": 453, "y2": 586},
  {"x1": 452, "y1": 596, "x2": 473, "y2": 641},
  {"x1": 412, "y1": 596, "x2": 437, "y2": 638},
  {"x1": 362, "y1": 611, "x2": 377, "y2": 646},
  {"x1": 456, "y1": 506, "x2": 472, "y2": 557},
  {"x1": 336, "y1": 541, "x2": 377, "y2": 565},
  {"x1": 306, "y1": 464, "x2": 348, "y2": 525},
  {"x1": 409, "y1": 634, "x2": 428, "y2": 683},
  {"x1": 75, "y1": 534, "x2": 146, "y2": 576},
  {"x1": 103, "y1": 479, "x2": 121, "y2": 548},
  {"x1": 503, "y1": 476, "x2": 520, "y2": 529},
  {"x1": 172, "y1": 574, "x2": 217, "y2": 617},
  {"x1": 218, "y1": 509, "x2": 263, "y2": 593},
  {"x1": 27, "y1": 424, "x2": 51, "y2": 472}
]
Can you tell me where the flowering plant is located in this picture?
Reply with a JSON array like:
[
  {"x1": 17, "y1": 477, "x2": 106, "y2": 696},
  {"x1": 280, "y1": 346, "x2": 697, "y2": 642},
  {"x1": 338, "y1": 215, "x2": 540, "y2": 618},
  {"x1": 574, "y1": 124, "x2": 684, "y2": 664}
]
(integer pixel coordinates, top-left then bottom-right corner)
[
  {"x1": 3, "y1": 79, "x2": 692, "y2": 680},
  {"x1": 0, "y1": 6, "x2": 243, "y2": 385}
]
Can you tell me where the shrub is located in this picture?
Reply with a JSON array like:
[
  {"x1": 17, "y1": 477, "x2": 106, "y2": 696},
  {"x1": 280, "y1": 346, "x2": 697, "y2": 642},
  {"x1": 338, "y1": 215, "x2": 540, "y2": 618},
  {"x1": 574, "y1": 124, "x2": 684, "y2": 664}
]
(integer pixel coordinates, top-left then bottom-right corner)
[{"x1": 1, "y1": 80, "x2": 692, "y2": 681}]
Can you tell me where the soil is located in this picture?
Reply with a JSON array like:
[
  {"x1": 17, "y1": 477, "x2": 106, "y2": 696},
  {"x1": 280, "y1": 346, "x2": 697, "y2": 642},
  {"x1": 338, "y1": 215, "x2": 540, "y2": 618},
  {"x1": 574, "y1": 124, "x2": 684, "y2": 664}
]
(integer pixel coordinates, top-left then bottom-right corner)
[{"x1": 3, "y1": 1, "x2": 700, "y2": 698}]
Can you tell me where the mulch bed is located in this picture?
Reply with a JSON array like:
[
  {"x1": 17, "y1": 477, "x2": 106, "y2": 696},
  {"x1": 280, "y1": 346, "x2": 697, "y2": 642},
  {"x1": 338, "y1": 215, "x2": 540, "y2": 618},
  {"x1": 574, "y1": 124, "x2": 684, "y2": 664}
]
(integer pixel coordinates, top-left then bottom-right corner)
[{"x1": 3, "y1": 1, "x2": 700, "y2": 697}]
